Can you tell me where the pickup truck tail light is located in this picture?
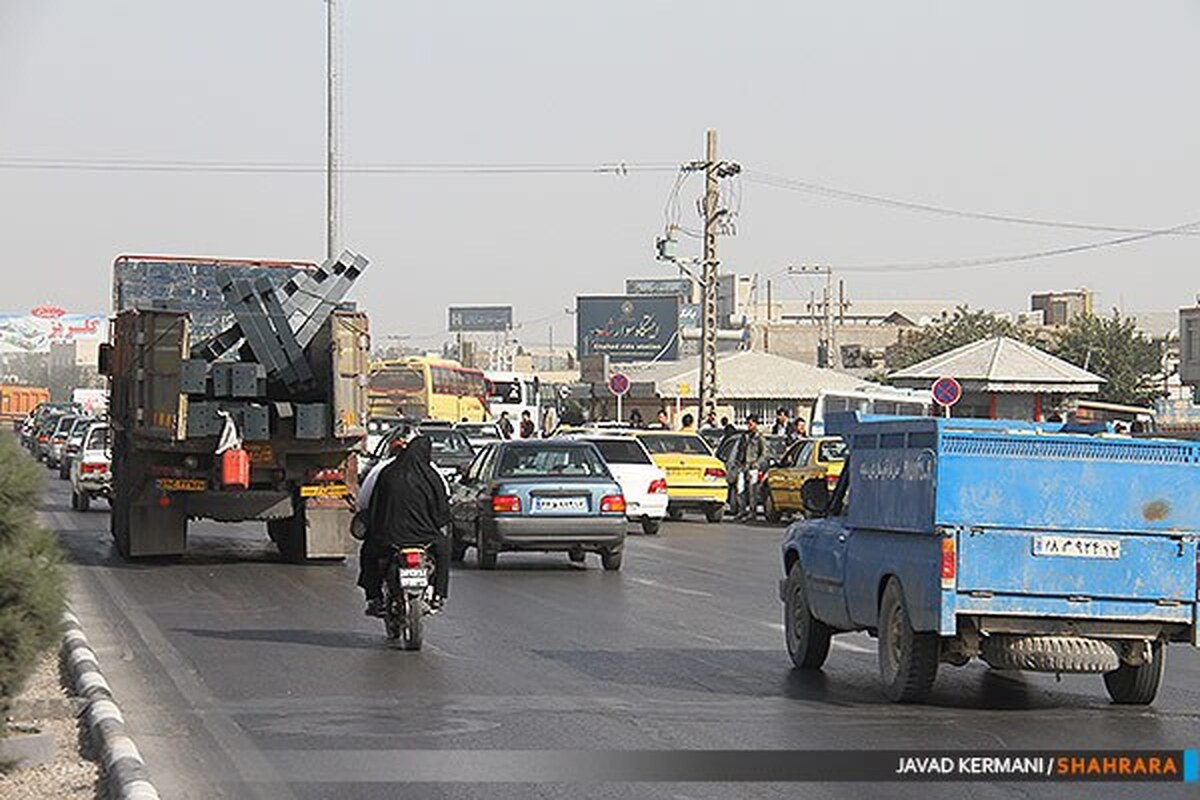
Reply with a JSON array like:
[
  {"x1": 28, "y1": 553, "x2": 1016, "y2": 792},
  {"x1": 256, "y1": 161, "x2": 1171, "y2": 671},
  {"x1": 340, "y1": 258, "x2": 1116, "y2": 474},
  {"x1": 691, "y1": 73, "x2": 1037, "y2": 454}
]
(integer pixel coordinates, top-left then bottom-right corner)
[
  {"x1": 703, "y1": 467, "x2": 726, "y2": 481},
  {"x1": 492, "y1": 494, "x2": 522, "y2": 513},
  {"x1": 648, "y1": 478, "x2": 668, "y2": 495},
  {"x1": 940, "y1": 536, "x2": 956, "y2": 589},
  {"x1": 600, "y1": 494, "x2": 626, "y2": 513},
  {"x1": 81, "y1": 463, "x2": 108, "y2": 475}
]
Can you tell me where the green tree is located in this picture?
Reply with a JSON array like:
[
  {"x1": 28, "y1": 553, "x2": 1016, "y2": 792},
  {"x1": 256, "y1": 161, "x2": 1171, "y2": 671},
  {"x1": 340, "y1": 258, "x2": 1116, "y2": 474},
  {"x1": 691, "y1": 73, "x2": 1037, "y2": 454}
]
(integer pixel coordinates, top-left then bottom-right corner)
[
  {"x1": 887, "y1": 306, "x2": 1027, "y2": 371},
  {"x1": 0, "y1": 435, "x2": 65, "y2": 720},
  {"x1": 1049, "y1": 311, "x2": 1165, "y2": 406}
]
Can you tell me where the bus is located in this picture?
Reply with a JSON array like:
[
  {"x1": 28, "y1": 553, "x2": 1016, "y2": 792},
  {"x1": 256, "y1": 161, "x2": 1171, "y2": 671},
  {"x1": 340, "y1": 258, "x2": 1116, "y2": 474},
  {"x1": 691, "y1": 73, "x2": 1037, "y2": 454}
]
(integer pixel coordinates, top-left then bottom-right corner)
[
  {"x1": 809, "y1": 386, "x2": 931, "y2": 435},
  {"x1": 484, "y1": 371, "x2": 539, "y2": 426},
  {"x1": 368, "y1": 357, "x2": 489, "y2": 423}
]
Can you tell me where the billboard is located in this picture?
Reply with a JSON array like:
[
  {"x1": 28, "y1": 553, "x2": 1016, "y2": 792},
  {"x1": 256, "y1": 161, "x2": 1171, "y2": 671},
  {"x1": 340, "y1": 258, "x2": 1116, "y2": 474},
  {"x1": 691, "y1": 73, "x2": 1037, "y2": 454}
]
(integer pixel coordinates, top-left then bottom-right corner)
[
  {"x1": 625, "y1": 277, "x2": 694, "y2": 299},
  {"x1": 448, "y1": 305, "x2": 513, "y2": 332},
  {"x1": 0, "y1": 306, "x2": 107, "y2": 355},
  {"x1": 577, "y1": 295, "x2": 680, "y2": 362}
]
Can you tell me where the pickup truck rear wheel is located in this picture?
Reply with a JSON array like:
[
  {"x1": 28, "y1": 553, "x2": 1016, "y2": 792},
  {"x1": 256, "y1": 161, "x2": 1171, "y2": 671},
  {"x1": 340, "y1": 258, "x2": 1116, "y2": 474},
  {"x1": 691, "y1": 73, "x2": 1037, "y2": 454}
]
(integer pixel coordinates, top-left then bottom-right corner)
[
  {"x1": 878, "y1": 578, "x2": 939, "y2": 703},
  {"x1": 1104, "y1": 641, "x2": 1164, "y2": 705},
  {"x1": 784, "y1": 562, "x2": 831, "y2": 670}
]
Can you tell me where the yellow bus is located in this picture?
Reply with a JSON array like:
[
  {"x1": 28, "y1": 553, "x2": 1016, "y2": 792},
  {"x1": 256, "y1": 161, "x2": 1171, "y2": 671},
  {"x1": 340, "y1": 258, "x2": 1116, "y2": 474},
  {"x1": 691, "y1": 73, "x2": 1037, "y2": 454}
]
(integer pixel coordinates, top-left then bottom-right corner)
[{"x1": 367, "y1": 357, "x2": 490, "y2": 422}]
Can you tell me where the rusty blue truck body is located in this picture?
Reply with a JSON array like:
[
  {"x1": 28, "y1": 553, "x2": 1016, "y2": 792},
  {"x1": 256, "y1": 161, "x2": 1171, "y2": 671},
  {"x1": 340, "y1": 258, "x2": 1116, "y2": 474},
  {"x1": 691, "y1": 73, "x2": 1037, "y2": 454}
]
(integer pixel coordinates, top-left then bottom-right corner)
[{"x1": 780, "y1": 413, "x2": 1199, "y2": 704}]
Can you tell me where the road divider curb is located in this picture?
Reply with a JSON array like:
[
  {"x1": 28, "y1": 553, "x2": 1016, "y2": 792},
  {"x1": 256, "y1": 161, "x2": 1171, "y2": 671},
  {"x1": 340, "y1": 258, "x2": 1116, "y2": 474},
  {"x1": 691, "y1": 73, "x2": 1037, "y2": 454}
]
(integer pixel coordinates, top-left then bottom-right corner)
[{"x1": 60, "y1": 610, "x2": 162, "y2": 800}]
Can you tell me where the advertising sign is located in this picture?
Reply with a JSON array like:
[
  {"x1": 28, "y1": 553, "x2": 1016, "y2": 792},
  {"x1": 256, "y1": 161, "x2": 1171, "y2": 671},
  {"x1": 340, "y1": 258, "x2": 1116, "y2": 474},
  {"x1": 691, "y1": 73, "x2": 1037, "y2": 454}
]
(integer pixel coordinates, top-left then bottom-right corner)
[
  {"x1": 576, "y1": 295, "x2": 680, "y2": 362},
  {"x1": 448, "y1": 305, "x2": 513, "y2": 333},
  {"x1": 625, "y1": 277, "x2": 694, "y2": 299},
  {"x1": 0, "y1": 306, "x2": 107, "y2": 354}
]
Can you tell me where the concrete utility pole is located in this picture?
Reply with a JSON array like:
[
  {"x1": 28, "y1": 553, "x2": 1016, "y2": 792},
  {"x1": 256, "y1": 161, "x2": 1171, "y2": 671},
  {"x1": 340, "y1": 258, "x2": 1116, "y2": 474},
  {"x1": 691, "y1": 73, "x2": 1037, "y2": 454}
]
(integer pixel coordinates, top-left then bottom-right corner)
[
  {"x1": 699, "y1": 129, "x2": 720, "y2": 416},
  {"x1": 326, "y1": 0, "x2": 341, "y2": 261}
]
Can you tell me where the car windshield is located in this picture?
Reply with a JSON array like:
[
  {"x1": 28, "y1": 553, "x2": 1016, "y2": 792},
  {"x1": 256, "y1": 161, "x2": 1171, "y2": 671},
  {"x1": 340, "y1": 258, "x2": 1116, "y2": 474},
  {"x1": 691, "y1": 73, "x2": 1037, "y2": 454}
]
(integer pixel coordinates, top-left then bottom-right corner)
[
  {"x1": 86, "y1": 426, "x2": 111, "y2": 451},
  {"x1": 818, "y1": 439, "x2": 848, "y2": 462},
  {"x1": 497, "y1": 445, "x2": 609, "y2": 478},
  {"x1": 54, "y1": 417, "x2": 77, "y2": 435},
  {"x1": 589, "y1": 439, "x2": 652, "y2": 465},
  {"x1": 639, "y1": 434, "x2": 711, "y2": 456},
  {"x1": 422, "y1": 428, "x2": 473, "y2": 455}
]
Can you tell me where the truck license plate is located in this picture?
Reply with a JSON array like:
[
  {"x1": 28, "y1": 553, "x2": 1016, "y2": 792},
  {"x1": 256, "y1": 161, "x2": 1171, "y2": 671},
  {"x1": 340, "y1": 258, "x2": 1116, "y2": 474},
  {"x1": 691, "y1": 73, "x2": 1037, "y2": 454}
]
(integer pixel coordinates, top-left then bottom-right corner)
[
  {"x1": 156, "y1": 478, "x2": 207, "y2": 492},
  {"x1": 398, "y1": 568, "x2": 428, "y2": 588},
  {"x1": 532, "y1": 496, "x2": 588, "y2": 513},
  {"x1": 300, "y1": 483, "x2": 350, "y2": 498},
  {"x1": 1032, "y1": 535, "x2": 1121, "y2": 560}
]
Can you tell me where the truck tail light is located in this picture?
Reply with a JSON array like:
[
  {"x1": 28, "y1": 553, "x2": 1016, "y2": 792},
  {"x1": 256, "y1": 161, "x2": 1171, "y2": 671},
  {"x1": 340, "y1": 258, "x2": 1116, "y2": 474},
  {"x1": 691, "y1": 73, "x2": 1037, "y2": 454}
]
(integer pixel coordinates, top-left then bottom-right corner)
[
  {"x1": 492, "y1": 494, "x2": 522, "y2": 513},
  {"x1": 940, "y1": 536, "x2": 956, "y2": 589},
  {"x1": 310, "y1": 467, "x2": 344, "y2": 482},
  {"x1": 601, "y1": 494, "x2": 626, "y2": 513},
  {"x1": 648, "y1": 478, "x2": 668, "y2": 495},
  {"x1": 704, "y1": 467, "x2": 726, "y2": 481}
]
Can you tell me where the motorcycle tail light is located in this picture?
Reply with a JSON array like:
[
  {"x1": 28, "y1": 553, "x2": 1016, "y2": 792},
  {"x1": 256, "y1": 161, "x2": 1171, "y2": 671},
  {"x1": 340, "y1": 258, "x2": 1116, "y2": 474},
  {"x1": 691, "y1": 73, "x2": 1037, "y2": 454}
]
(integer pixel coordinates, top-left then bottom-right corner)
[
  {"x1": 648, "y1": 478, "x2": 668, "y2": 495},
  {"x1": 402, "y1": 549, "x2": 423, "y2": 568},
  {"x1": 704, "y1": 467, "x2": 726, "y2": 480},
  {"x1": 601, "y1": 494, "x2": 626, "y2": 513},
  {"x1": 492, "y1": 494, "x2": 521, "y2": 513}
]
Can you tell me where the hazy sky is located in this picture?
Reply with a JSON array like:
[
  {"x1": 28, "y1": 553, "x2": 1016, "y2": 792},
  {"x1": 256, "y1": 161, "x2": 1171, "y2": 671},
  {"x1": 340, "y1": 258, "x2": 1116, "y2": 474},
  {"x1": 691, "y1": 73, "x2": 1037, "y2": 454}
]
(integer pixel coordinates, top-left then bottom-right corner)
[{"x1": 2, "y1": 1, "x2": 1198, "y2": 346}]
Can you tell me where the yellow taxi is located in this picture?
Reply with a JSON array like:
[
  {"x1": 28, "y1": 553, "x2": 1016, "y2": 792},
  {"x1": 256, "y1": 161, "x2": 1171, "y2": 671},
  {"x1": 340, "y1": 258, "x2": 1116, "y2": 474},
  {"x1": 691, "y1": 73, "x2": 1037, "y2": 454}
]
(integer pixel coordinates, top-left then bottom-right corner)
[
  {"x1": 631, "y1": 431, "x2": 728, "y2": 522},
  {"x1": 763, "y1": 436, "x2": 848, "y2": 523}
]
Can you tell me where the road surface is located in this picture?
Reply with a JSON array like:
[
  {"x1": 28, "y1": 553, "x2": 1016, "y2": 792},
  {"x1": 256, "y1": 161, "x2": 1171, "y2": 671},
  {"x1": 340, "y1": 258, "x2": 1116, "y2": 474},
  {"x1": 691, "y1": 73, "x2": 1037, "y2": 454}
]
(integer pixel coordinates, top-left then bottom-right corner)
[{"x1": 42, "y1": 478, "x2": 1200, "y2": 799}]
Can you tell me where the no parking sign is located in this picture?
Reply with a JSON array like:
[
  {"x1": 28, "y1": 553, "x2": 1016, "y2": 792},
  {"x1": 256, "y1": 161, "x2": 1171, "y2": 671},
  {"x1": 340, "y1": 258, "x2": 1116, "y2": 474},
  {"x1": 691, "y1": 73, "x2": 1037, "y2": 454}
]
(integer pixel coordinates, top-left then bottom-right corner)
[{"x1": 931, "y1": 376, "x2": 962, "y2": 416}]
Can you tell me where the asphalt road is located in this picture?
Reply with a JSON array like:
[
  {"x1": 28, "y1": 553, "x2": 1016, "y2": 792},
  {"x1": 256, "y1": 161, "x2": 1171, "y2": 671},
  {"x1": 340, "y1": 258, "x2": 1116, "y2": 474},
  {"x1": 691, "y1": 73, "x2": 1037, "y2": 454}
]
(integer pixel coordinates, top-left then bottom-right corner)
[{"x1": 42, "y1": 477, "x2": 1200, "y2": 800}]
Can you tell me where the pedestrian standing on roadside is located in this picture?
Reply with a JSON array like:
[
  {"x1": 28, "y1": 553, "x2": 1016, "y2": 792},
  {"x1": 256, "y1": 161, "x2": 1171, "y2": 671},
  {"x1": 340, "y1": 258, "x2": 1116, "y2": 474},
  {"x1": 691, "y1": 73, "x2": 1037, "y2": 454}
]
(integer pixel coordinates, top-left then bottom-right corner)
[
  {"x1": 736, "y1": 415, "x2": 766, "y2": 521},
  {"x1": 655, "y1": 409, "x2": 670, "y2": 429},
  {"x1": 773, "y1": 407, "x2": 799, "y2": 444},
  {"x1": 519, "y1": 410, "x2": 536, "y2": 439},
  {"x1": 680, "y1": 413, "x2": 695, "y2": 431},
  {"x1": 701, "y1": 409, "x2": 719, "y2": 430},
  {"x1": 629, "y1": 408, "x2": 645, "y2": 428},
  {"x1": 497, "y1": 411, "x2": 514, "y2": 439}
]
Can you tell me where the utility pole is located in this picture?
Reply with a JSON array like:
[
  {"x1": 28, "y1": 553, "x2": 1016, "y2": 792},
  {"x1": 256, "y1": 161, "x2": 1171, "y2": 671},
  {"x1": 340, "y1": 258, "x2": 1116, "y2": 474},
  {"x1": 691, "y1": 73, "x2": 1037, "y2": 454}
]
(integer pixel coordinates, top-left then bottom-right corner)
[
  {"x1": 325, "y1": 0, "x2": 340, "y2": 261},
  {"x1": 789, "y1": 264, "x2": 843, "y2": 370},
  {"x1": 699, "y1": 129, "x2": 720, "y2": 416}
]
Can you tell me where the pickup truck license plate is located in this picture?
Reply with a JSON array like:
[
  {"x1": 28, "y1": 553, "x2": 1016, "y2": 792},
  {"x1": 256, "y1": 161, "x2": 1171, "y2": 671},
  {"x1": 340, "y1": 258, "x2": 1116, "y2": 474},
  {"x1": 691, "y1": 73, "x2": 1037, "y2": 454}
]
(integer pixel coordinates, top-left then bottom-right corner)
[
  {"x1": 398, "y1": 568, "x2": 428, "y2": 588},
  {"x1": 1032, "y1": 535, "x2": 1121, "y2": 560},
  {"x1": 532, "y1": 496, "x2": 588, "y2": 513}
]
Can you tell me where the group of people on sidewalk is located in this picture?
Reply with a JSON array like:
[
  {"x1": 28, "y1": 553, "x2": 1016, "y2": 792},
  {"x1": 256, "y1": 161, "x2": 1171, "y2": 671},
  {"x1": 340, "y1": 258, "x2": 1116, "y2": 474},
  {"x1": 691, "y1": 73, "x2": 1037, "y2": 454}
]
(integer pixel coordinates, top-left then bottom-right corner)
[{"x1": 726, "y1": 407, "x2": 807, "y2": 521}]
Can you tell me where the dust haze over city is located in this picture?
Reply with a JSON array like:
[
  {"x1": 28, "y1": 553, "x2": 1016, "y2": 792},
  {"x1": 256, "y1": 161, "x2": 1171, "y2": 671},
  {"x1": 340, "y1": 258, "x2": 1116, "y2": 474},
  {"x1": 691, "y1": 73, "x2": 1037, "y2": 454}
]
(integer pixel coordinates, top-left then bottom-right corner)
[{"x1": 2, "y1": 0, "x2": 1198, "y2": 343}]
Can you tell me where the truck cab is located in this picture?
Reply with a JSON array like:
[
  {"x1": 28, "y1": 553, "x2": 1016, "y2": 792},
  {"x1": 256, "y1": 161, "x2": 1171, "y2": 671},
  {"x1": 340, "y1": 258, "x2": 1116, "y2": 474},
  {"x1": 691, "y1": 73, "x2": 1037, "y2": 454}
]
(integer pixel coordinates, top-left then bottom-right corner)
[{"x1": 781, "y1": 412, "x2": 1199, "y2": 704}]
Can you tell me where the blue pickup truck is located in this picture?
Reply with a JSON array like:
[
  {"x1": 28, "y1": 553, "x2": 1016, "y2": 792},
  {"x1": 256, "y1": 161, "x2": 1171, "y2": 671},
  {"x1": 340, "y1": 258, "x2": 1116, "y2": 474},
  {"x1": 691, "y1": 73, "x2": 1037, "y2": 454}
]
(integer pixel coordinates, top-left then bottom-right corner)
[{"x1": 780, "y1": 413, "x2": 1200, "y2": 704}]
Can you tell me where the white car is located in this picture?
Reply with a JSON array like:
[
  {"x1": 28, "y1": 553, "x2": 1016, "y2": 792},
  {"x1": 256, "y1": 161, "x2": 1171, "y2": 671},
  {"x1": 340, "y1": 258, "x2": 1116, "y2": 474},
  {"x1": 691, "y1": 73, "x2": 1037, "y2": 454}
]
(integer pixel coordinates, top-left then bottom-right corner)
[
  {"x1": 69, "y1": 422, "x2": 111, "y2": 512},
  {"x1": 456, "y1": 421, "x2": 504, "y2": 450},
  {"x1": 575, "y1": 435, "x2": 669, "y2": 535}
]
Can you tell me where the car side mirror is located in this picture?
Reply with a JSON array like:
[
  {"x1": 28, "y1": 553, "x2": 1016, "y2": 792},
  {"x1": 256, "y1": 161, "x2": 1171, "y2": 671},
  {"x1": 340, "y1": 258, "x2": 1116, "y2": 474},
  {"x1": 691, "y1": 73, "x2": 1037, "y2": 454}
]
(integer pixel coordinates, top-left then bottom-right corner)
[{"x1": 801, "y1": 480, "x2": 830, "y2": 517}]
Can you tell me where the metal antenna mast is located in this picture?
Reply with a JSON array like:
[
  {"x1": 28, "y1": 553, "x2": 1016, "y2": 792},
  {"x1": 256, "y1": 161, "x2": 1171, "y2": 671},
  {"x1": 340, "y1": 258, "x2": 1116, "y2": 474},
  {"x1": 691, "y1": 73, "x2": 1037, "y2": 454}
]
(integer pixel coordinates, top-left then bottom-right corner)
[{"x1": 326, "y1": 0, "x2": 341, "y2": 260}]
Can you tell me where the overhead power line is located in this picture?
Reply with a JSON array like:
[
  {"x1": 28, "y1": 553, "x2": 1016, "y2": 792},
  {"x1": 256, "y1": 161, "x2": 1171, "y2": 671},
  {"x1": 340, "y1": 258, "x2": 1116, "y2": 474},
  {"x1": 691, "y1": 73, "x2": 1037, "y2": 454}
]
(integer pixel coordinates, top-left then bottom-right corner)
[
  {"x1": 743, "y1": 169, "x2": 1200, "y2": 237},
  {"x1": 836, "y1": 217, "x2": 1200, "y2": 273},
  {"x1": 0, "y1": 157, "x2": 678, "y2": 175}
]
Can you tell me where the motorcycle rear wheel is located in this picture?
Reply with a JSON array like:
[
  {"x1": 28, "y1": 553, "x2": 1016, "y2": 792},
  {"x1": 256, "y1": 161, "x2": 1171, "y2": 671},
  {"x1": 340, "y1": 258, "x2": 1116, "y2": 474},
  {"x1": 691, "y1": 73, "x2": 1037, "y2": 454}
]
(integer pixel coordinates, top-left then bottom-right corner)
[{"x1": 402, "y1": 597, "x2": 424, "y2": 651}]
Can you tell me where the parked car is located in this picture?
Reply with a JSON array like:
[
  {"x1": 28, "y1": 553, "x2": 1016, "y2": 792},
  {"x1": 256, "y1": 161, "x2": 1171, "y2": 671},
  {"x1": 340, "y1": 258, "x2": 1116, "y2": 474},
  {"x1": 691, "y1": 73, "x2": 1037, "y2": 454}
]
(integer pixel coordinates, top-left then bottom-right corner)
[
  {"x1": 456, "y1": 421, "x2": 504, "y2": 450},
  {"x1": 573, "y1": 435, "x2": 669, "y2": 535},
  {"x1": 69, "y1": 422, "x2": 111, "y2": 512},
  {"x1": 763, "y1": 436, "x2": 848, "y2": 523},
  {"x1": 44, "y1": 414, "x2": 80, "y2": 468},
  {"x1": 449, "y1": 439, "x2": 627, "y2": 570},
  {"x1": 630, "y1": 431, "x2": 727, "y2": 522},
  {"x1": 59, "y1": 416, "x2": 96, "y2": 480}
]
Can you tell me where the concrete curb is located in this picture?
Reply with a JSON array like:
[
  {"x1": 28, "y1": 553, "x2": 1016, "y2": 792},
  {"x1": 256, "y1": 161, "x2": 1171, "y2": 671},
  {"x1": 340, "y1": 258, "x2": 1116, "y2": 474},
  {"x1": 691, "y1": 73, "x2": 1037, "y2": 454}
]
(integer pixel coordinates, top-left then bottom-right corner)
[{"x1": 61, "y1": 610, "x2": 162, "y2": 800}]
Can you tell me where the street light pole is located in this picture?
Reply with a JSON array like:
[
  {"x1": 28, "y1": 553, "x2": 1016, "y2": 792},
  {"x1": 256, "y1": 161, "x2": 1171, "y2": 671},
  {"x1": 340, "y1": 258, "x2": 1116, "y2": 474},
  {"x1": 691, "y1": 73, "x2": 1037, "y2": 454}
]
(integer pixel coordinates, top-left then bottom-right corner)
[{"x1": 326, "y1": 0, "x2": 340, "y2": 261}]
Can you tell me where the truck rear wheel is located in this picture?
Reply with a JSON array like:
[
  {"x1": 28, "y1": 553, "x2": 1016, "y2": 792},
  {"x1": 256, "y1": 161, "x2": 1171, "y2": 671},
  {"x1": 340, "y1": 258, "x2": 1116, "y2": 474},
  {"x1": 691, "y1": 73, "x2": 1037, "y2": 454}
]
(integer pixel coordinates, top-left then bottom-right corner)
[
  {"x1": 1104, "y1": 641, "x2": 1164, "y2": 705},
  {"x1": 784, "y1": 561, "x2": 831, "y2": 670},
  {"x1": 877, "y1": 578, "x2": 939, "y2": 703}
]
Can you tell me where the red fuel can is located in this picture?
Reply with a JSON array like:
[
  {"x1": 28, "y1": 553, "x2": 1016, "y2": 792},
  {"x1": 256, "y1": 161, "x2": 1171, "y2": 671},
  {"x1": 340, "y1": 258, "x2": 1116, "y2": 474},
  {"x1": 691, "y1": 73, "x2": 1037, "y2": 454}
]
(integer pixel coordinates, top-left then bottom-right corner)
[{"x1": 221, "y1": 447, "x2": 250, "y2": 490}]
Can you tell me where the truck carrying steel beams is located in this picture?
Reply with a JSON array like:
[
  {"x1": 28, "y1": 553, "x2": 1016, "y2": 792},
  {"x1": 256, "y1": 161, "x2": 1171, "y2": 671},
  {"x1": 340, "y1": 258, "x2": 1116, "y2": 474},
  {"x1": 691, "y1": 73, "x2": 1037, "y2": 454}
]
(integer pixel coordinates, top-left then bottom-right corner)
[
  {"x1": 780, "y1": 412, "x2": 1199, "y2": 704},
  {"x1": 102, "y1": 253, "x2": 371, "y2": 561}
]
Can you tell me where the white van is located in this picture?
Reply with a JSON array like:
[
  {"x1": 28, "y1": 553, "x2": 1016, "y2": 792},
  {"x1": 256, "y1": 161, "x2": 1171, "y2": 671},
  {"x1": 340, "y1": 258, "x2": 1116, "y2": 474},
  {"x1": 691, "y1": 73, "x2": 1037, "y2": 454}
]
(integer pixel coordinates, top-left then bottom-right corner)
[
  {"x1": 485, "y1": 371, "x2": 539, "y2": 428},
  {"x1": 809, "y1": 386, "x2": 930, "y2": 435}
]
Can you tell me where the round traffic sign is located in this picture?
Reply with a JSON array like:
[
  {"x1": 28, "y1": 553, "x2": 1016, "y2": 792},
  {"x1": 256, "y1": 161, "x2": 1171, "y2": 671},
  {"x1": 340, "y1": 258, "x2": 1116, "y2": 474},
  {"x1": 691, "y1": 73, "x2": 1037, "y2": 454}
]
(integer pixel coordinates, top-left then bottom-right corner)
[
  {"x1": 931, "y1": 376, "x2": 962, "y2": 408},
  {"x1": 608, "y1": 372, "x2": 631, "y2": 397}
]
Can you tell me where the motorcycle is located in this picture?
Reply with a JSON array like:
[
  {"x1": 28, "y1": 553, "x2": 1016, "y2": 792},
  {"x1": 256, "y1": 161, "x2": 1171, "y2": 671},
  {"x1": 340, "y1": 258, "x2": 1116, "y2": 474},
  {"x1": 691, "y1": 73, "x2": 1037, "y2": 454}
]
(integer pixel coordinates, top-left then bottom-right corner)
[{"x1": 382, "y1": 545, "x2": 436, "y2": 650}]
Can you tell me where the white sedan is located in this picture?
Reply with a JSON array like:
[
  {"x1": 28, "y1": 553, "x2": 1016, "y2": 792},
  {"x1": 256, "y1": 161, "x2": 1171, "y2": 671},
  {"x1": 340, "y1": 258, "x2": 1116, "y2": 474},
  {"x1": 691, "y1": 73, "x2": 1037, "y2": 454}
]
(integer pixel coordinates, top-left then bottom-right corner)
[{"x1": 574, "y1": 435, "x2": 669, "y2": 535}]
